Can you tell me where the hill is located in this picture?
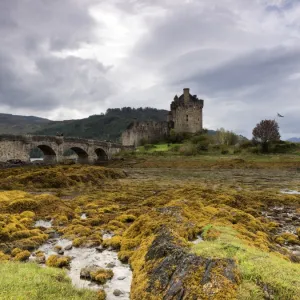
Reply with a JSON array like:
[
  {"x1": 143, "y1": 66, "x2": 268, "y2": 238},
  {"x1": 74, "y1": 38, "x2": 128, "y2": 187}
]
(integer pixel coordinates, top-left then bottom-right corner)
[
  {"x1": 0, "y1": 113, "x2": 51, "y2": 135},
  {"x1": 34, "y1": 107, "x2": 168, "y2": 142}
]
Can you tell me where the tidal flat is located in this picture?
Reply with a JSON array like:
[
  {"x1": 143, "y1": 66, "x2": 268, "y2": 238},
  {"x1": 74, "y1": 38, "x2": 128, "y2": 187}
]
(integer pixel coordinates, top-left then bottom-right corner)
[{"x1": 0, "y1": 157, "x2": 299, "y2": 299}]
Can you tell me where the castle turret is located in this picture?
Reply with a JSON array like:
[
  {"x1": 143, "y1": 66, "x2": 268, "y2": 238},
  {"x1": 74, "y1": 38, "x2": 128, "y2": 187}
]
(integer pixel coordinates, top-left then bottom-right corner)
[{"x1": 183, "y1": 88, "x2": 190, "y2": 105}]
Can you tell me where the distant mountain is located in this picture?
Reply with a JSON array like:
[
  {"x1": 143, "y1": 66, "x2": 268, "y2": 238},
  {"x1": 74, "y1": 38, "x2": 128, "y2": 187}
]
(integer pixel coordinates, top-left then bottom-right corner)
[
  {"x1": 34, "y1": 107, "x2": 169, "y2": 142},
  {"x1": 0, "y1": 113, "x2": 51, "y2": 135},
  {"x1": 288, "y1": 137, "x2": 300, "y2": 143}
]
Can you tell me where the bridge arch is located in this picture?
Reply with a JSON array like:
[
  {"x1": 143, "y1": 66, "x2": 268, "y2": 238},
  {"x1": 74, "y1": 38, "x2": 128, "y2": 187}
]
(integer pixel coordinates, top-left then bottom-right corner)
[
  {"x1": 64, "y1": 147, "x2": 89, "y2": 164},
  {"x1": 95, "y1": 148, "x2": 108, "y2": 162},
  {"x1": 30, "y1": 145, "x2": 57, "y2": 163}
]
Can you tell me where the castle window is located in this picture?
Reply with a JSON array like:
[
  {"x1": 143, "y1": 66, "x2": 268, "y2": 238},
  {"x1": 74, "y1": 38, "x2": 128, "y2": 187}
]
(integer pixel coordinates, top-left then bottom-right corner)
[{"x1": 186, "y1": 115, "x2": 189, "y2": 122}]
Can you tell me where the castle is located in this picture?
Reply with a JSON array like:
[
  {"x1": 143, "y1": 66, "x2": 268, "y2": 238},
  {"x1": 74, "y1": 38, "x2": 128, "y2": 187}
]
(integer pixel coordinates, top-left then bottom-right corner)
[{"x1": 121, "y1": 88, "x2": 204, "y2": 146}]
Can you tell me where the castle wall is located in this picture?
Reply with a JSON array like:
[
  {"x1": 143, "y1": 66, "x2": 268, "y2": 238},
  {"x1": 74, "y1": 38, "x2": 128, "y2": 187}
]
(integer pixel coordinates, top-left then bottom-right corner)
[
  {"x1": 121, "y1": 121, "x2": 169, "y2": 147},
  {"x1": 172, "y1": 102, "x2": 203, "y2": 133},
  {"x1": 121, "y1": 88, "x2": 204, "y2": 146}
]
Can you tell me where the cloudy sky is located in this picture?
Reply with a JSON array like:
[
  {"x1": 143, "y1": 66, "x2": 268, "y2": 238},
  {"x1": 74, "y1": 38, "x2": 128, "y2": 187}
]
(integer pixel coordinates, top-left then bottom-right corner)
[{"x1": 1, "y1": 0, "x2": 300, "y2": 138}]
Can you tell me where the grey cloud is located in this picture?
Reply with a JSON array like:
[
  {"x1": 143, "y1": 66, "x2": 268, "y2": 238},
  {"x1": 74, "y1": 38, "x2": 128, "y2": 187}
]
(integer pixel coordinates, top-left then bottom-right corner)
[
  {"x1": 0, "y1": 0, "x2": 115, "y2": 114},
  {"x1": 175, "y1": 47, "x2": 300, "y2": 95},
  {"x1": 0, "y1": 52, "x2": 113, "y2": 110}
]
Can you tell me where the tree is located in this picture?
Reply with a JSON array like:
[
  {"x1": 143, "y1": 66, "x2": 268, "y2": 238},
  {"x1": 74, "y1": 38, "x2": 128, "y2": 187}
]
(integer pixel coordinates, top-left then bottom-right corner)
[
  {"x1": 215, "y1": 128, "x2": 239, "y2": 146},
  {"x1": 252, "y1": 120, "x2": 280, "y2": 152}
]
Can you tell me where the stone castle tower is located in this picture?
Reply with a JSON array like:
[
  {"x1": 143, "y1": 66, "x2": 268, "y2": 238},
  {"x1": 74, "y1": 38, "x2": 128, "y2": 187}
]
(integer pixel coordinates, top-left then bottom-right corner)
[
  {"x1": 168, "y1": 88, "x2": 204, "y2": 133},
  {"x1": 121, "y1": 88, "x2": 204, "y2": 146}
]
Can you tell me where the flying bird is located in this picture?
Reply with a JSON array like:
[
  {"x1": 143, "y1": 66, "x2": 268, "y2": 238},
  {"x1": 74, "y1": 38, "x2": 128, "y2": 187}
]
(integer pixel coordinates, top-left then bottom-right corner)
[{"x1": 277, "y1": 113, "x2": 284, "y2": 117}]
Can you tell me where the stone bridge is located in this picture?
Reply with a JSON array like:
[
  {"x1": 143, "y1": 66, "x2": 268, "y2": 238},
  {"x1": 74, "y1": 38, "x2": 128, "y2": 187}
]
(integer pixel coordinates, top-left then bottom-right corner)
[{"x1": 0, "y1": 135, "x2": 123, "y2": 164}]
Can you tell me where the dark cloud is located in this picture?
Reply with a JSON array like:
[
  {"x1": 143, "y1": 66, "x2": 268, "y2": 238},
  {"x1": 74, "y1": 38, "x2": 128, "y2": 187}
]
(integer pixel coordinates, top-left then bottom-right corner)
[
  {"x1": 0, "y1": 0, "x2": 300, "y2": 138},
  {"x1": 0, "y1": 0, "x2": 115, "y2": 115}
]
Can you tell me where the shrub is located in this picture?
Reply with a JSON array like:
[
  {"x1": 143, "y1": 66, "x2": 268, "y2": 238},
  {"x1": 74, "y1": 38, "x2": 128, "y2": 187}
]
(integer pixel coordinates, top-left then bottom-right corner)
[
  {"x1": 144, "y1": 144, "x2": 156, "y2": 151},
  {"x1": 221, "y1": 149, "x2": 229, "y2": 155},
  {"x1": 179, "y1": 143, "x2": 198, "y2": 156}
]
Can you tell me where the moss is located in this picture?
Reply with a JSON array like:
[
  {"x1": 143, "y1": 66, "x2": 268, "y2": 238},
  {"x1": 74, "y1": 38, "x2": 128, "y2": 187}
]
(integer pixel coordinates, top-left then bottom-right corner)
[
  {"x1": 8, "y1": 199, "x2": 38, "y2": 213},
  {"x1": 0, "y1": 227, "x2": 10, "y2": 242},
  {"x1": 117, "y1": 214, "x2": 137, "y2": 223},
  {"x1": 97, "y1": 290, "x2": 106, "y2": 300},
  {"x1": 90, "y1": 269, "x2": 114, "y2": 284},
  {"x1": 108, "y1": 220, "x2": 126, "y2": 229},
  {"x1": 13, "y1": 250, "x2": 31, "y2": 261},
  {"x1": 0, "y1": 251, "x2": 10, "y2": 261},
  {"x1": 11, "y1": 248, "x2": 22, "y2": 257},
  {"x1": 275, "y1": 233, "x2": 300, "y2": 245},
  {"x1": 102, "y1": 236, "x2": 122, "y2": 250},
  {"x1": 46, "y1": 255, "x2": 71, "y2": 268},
  {"x1": 20, "y1": 211, "x2": 35, "y2": 218},
  {"x1": 118, "y1": 250, "x2": 133, "y2": 263},
  {"x1": 296, "y1": 227, "x2": 300, "y2": 239}
]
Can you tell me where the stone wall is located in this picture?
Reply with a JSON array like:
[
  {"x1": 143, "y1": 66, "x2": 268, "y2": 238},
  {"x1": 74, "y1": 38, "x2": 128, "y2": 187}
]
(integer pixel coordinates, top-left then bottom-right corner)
[
  {"x1": 0, "y1": 135, "x2": 123, "y2": 163},
  {"x1": 121, "y1": 88, "x2": 204, "y2": 146},
  {"x1": 122, "y1": 121, "x2": 169, "y2": 147},
  {"x1": 170, "y1": 101, "x2": 203, "y2": 133}
]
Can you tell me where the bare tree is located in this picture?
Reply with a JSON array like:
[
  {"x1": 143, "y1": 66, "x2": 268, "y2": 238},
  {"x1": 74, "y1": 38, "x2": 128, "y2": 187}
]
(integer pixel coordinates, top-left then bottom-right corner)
[{"x1": 252, "y1": 120, "x2": 280, "y2": 152}]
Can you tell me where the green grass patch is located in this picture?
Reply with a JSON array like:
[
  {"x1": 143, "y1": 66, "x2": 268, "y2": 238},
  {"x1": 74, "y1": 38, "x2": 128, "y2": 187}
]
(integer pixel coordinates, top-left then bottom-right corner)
[
  {"x1": 192, "y1": 226, "x2": 300, "y2": 300},
  {"x1": 0, "y1": 262, "x2": 98, "y2": 300},
  {"x1": 138, "y1": 143, "x2": 182, "y2": 153}
]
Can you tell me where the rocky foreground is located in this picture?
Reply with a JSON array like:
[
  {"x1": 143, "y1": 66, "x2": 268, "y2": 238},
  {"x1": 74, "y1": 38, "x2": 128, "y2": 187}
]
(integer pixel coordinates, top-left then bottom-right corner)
[{"x1": 0, "y1": 164, "x2": 299, "y2": 299}]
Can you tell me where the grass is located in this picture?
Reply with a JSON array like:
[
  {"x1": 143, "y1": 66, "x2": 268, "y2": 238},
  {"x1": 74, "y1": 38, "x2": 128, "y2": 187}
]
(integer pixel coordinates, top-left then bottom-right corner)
[
  {"x1": 0, "y1": 262, "x2": 98, "y2": 300},
  {"x1": 137, "y1": 143, "x2": 182, "y2": 153},
  {"x1": 192, "y1": 226, "x2": 300, "y2": 299}
]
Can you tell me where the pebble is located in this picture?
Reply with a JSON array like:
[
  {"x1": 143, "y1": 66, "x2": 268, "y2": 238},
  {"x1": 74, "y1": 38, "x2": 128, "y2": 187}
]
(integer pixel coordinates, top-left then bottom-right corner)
[
  {"x1": 113, "y1": 289, "x2": 124, "y2": 296},
  {"x1": 117, "y1": 276, "x2": 126, "y2": 280},
  {"x1": 65, "y1": 244, "x2": 73, "y2": 251},
  {"x1": 106, "y1": 262, "x2": 116, "y2": 268}
]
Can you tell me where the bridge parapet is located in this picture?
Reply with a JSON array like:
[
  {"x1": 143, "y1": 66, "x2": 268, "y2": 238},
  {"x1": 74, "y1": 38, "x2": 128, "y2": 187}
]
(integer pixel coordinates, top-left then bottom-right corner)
[{"x1": 0, "y1": 134, "x2": 123, "y2": 163}]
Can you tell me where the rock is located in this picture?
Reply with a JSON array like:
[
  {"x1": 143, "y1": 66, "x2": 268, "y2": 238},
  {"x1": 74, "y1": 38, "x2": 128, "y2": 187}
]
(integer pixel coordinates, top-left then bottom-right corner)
[
  {"x1": 290, "y1": 254, "x2": 300, "y2": 263},
  {"x1": 113, "y1": 289, "x2": 124, "y2": 296},
  {"x1": 145, "y1": 228, "x2": 240, "y2": 299},
  {"x1": 47, "y1": 231, "x2": 58, "y2": 239},
  {"x1": 64, "y1": 244, "x2": 73, "y2": 251},
  {"x1": 35, "y1": 255, "x2": 46, "y2": 264},
  {"x1": 85, "y1": 241, "x2": 100, "y2": 248},
  {"x1": 80, "y1": 265, "x2": 100, "y2": 279},
  {"x1": 96, "y1": 246, "x2": 104, "y2": 253},
  {"x1": 106, "y1": 262, "x2": 116, "y2": 268},
  {"x1": 117, "y1": 276, "x2": 126, "y2": 280}
]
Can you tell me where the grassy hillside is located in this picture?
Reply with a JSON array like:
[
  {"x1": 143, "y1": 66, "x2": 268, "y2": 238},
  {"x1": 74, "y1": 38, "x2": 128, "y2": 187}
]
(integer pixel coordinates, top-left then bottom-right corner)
[
  {"x1": 35, "y1": 107, "x2": 168, "y2": 142},
  {"x1": 0, "y1": 108, "x2": 168, "y2": 141},
  {"x1": 0, "y1": 113, "x2": 51, "y2": 135}
]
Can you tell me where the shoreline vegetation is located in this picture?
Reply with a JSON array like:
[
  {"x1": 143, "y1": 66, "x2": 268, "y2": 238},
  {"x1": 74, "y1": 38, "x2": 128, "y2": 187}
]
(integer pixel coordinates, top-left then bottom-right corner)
[{"x1": 0, "y1": 150, "x2": 299, "y2": 299}]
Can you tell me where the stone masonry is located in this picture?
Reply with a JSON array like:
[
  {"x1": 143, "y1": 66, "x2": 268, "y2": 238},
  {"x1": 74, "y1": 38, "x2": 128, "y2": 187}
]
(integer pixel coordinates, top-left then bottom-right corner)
[
  {"x1": 122, "y1": 88, "x2": 204, "y2": 146},
  {"x1": 0, "y1": 135, "x2": 123, "y2": 163}
]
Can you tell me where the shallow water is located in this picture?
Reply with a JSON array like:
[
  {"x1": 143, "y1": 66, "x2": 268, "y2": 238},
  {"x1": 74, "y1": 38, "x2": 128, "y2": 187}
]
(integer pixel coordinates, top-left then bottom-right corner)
[
  {"x1": 34, "y1": 220, "x2": 52, "y2": 228},
  {"x1": 80, "y1": 213, "x2": 87, "y2": 220},
  {"x1": 38, "y1": 238, "x2": 132, "y2": 299},
  {"x1": 191, "y1": 235, "x2": 203, "y2": 244},
  {"x1": 281, "y1": 189, "x2": 300, "y2": 195}
]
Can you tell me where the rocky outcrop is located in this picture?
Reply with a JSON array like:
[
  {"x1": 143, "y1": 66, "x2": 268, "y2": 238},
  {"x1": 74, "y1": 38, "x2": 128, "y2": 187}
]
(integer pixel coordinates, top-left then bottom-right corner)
[{"x1": 143, "y1": 229, "x2": 240, "y2": 299}]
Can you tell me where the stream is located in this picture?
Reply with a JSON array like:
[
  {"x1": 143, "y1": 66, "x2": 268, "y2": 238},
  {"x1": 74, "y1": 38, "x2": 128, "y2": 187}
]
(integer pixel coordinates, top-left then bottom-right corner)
[{"x1": 33, "y1": 221, "x2": 132, "y2": 299}]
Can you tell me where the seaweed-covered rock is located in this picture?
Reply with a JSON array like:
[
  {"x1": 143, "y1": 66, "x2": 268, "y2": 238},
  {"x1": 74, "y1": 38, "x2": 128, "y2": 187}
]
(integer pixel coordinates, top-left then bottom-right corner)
[
  {"x1": 144, "y1": 229, "x2": 240, "y2": 299},
  {"x1": 80, "y1": 266, "x2": 114, "y2": 284}
]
